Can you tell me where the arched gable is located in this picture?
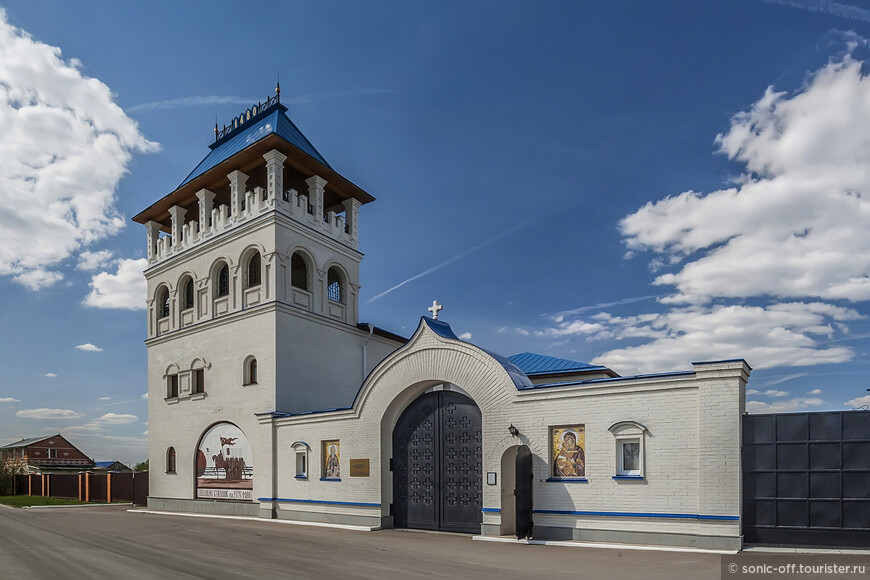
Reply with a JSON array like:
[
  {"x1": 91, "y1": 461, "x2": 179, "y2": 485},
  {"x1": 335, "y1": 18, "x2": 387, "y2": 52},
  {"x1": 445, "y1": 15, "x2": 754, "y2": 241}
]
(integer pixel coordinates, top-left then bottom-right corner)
[{"x1": 353, "y1": 317, "x2": 524, "y2": 424}]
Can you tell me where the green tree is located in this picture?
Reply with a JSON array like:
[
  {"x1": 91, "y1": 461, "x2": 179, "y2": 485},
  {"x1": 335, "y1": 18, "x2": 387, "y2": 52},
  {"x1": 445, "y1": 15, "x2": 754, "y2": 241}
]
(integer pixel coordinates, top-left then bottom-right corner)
[
  {"x1": 134, "y1": 459, "x2": 149, "y2": 472},
  {"x1": 0, "y1": 464, "x2": 13, "y2": 495}
]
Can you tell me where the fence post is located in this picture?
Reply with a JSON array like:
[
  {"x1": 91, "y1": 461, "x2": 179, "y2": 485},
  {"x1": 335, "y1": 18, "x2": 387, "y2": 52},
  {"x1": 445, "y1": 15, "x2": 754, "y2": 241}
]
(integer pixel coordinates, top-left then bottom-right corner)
[
  {"x1": 27, "y1": 474, "x2": 31, "y2": 496},
  {"x1": 85, "y1": 472, "x2": 90, "y2": 502},
  {"x1": 107, "y1": 473, "x2": 112, "y2": 503},
  {"x1": 78, "y1": 473, "x2": 82, "y2": 501},
  {"x1": 41, "y1": 474, "x2": 46, "y2": 497},
  {"x1": 45, "y1": 474, "x2": 50, "y2": 497}
]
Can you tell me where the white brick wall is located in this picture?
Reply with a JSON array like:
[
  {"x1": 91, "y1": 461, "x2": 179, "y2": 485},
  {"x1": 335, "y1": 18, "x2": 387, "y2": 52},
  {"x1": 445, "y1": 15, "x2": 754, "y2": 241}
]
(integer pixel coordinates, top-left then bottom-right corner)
[{"x1": 261, "y1": 321, "x2": 749, "y2": 544}]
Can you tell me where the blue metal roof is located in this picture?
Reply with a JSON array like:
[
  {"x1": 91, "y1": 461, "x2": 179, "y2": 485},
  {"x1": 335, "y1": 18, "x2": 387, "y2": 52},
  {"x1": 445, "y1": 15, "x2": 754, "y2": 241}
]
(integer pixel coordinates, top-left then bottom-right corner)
[
  {"x1": 422, "y1": 317, "x2": 534, "y2": 389},
  {"x1": 178, "y1": 103, "x2": 331, "y2": 188},
  {"x1": 508, "y1": 352, "x2": 606, "y2": 376}
]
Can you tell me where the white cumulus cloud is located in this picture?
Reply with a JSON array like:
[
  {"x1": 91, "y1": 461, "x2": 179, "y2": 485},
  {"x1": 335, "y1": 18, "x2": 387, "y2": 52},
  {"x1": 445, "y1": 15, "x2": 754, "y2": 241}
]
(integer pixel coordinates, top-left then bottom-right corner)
[
  {"x1": 621, "y1": 57, "x2": 870, "y2": 305},
  {"x1": 846, "y1": 395, "x2": 870, "y2": 407},
  {"x1": 77, "y1": 250, "x2": 114, "y2": 271},
  {"x1": 747, "y1": 397, "x2": 825, "y2": 414},
  {"x1": 16, "y1": 408, "x2": 84, "y2": 420},
  {"x1": 0, "y1": 397, "x2": 21, "y2": 403},
  {"x1": 94, "y1": 413, "x2": 138, "y2": 425},
  {"x1": 83, "y1": 258, "x2": 147, "y2": 310},
  {"x1": 545, "y1": 53, "x2": 870, "y2": 375},
  {"x1": 44, "y1": 372, "x2": 57, "y2": 378},
  {"x1": 457, "y1": 332, "x2": 472, "y2": 340},
  {"x1": 547, "y1": 302, "x2": 858, "y2": 374},
  {"x1": 0, "y1": 9, "x2": 157, "y2": 290},
  {"x1": 76, "y1": 343, "x2": 103, "y2": 352}
]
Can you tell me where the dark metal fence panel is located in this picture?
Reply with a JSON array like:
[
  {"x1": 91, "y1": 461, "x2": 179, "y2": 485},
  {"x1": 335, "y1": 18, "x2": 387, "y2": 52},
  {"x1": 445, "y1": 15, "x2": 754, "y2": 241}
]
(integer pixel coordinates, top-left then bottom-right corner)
[
  {"x1": 110, "y1": 472, "x2": 134, "y2": 502},
  {"x1": 29, "y1": 474, "x2": 42, "y2": 496},
  {"x1": 132, "y1": 471, "x2": 149, "y2": 506},
  {"x1": 743, "y1": 410, "x2": 870, "y2": 548},
  {"x1": 89, "y1": 473, "x2": 108, "y2": 503},
  {"x1": 49, "y1": 474, "x2": 79, "y2": 499},
  {"x1": 14, "y1": 475, "x2": 28, "y2": 495}
]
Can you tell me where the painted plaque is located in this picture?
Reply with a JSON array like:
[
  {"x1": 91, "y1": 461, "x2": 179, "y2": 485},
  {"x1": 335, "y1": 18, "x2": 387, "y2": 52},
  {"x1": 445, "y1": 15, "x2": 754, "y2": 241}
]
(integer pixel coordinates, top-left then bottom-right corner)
[
  {"x1": 349, "y1": 458, "x2": 369, "y2": 477},
  {"x1": 551, "y1": 425, "x2": 586, "y2": 478},
  {"x1": 196, "y1": 422, "x2": 253, "y2": 500},
  {"x1": 322, "y1": 440, "x2": 340, "y2": 478}
]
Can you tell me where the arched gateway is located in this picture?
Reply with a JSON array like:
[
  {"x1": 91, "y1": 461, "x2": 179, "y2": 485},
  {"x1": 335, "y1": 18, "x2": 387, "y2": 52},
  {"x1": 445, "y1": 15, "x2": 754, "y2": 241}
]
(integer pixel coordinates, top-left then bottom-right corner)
[{"x1": 392, "y1": 390, "x2": 482, "y2": 533}]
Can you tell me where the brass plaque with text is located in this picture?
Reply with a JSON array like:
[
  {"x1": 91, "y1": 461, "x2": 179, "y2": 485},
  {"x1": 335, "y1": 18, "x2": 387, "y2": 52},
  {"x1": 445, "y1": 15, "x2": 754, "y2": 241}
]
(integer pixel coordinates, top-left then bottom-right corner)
[{"x1": 349, "y1": 458, "x2": 370, "y2": 477}]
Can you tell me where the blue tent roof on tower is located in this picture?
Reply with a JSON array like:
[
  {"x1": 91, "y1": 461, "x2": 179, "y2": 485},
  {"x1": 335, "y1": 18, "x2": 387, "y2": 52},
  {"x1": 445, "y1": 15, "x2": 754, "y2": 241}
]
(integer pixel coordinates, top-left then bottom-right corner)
[{"x1": 178, "y1": 103, "x2": 331, "y2": 189}]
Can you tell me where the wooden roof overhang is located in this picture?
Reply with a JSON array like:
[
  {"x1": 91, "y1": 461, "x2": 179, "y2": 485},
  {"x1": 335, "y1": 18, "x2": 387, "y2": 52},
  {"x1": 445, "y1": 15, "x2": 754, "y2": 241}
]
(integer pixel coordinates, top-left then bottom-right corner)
[{"x1": 133, "y1": 134, "x2": 375, "y2": 227}]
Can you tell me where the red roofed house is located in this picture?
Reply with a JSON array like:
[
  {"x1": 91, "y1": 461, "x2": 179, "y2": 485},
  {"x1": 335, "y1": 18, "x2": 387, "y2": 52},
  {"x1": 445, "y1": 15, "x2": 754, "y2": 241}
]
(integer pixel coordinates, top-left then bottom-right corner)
[{"x1": 0, "y1": 434, "x2": 94, "y2": 474}]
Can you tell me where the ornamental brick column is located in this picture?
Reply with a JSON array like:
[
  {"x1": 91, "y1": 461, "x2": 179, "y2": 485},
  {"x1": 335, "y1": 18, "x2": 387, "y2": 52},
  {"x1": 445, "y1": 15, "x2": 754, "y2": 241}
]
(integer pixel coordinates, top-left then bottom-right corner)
[
  {"x1": 264, "y1": 150, "x2": 287, "y2": 204},
  {"x1": 305, "y1": 175, "x2": 326, "y2": 224},
  {"x1": 196, "y1": 189, "x2": 216, "y2": 235},
  {"x1": 228, "y1": 170, "x2": 249, "y2": 218},
  {"x1": 342, "y1": 197, "x2": 361, "y2": 244},
  {"x1": 145, "y1": 221, "x2": 161, "y2": 262},
  {"x1": 107, "y1": 473, "x2": 112, "y2": 503},
  {"x1": 168, "y1": 205, "x2": 187, "y2": 249}
]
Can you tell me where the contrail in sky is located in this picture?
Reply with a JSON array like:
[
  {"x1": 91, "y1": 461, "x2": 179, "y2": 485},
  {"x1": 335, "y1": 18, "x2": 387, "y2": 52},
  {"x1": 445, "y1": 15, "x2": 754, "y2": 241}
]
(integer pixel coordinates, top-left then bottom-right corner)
[
  {"x1": 128, "y1": 89, "x2": 399, "y2": 113},
  {"x1": 762, "y1": 0, "x2": 870, "y2": 23},
  {"x1": 367, "y1": 216, "x2": 544, "y2": 304},
  {"x1": 128, "y1": 96, "x2": 256, "y2": 113}
]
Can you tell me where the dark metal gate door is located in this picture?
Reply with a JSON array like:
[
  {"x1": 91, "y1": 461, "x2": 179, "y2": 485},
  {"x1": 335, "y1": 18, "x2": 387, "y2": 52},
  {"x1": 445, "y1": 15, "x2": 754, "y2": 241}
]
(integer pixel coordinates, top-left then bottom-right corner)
[
  {"x1": 515, "y1": 445, "x2": 533, "y2": 539},
  {"x1": 743, "y1": 411, "x2": 870, "y2": 547},
  {"x1": 393, "y1": 390, "x2": 482, "y2": 533}
]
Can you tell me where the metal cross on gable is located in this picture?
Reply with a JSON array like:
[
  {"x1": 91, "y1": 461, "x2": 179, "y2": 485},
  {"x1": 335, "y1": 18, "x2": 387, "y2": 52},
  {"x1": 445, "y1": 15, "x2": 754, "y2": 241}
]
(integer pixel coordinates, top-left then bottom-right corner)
[{"x1": 428, "y1": 300, "x2": 443, "y2": 320}]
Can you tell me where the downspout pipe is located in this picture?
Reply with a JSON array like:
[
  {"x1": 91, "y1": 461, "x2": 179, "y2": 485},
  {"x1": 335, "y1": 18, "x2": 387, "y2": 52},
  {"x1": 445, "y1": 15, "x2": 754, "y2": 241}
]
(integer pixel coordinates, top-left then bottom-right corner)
[{"x1": 362, "y1": 323, "x2": 374, "y2": 380}]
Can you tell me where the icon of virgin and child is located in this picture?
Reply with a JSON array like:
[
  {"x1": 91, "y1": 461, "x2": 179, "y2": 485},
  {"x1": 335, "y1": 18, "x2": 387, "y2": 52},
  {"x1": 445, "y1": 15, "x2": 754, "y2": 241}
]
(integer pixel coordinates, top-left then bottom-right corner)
[{"x1": 552, "y1": 426, "x2": 585, "y2": 478}]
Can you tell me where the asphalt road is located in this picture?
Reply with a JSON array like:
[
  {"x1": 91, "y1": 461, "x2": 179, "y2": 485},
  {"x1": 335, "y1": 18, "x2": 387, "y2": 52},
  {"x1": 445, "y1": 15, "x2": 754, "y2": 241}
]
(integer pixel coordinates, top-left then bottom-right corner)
[{"x1": 0, "y1": 504, "x2": 723, "y2": 579}]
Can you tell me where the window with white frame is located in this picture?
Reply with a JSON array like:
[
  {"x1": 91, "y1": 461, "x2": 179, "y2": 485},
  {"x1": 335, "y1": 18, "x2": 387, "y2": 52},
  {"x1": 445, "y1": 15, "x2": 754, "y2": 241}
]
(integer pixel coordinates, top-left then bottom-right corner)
[
  {"x1": 608, "y1": 421, "x2": 648, "y2": 479},
  {"x1": 291, "y1": 441, "x2": 309, "y2": 479},
  {"x1": 617, "y1": 439, "x2": 641, "y2": 476}
]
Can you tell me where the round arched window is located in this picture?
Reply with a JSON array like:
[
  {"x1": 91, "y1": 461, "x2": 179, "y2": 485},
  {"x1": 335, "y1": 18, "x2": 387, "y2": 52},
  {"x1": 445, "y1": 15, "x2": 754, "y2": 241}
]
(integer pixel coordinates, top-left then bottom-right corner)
[
  {"x1": 291, "y1": 252, "x2": 308, "y2": 290},
  {"x1": 327, "y1": 267, "x2": 343, "y2": 303}
]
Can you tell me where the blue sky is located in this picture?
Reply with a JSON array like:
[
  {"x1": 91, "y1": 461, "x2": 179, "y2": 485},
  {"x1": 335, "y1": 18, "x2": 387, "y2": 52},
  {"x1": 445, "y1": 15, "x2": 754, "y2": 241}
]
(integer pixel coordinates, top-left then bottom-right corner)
[{"x1": 2, "y1": 1, "x2": 870, "y2": 465}]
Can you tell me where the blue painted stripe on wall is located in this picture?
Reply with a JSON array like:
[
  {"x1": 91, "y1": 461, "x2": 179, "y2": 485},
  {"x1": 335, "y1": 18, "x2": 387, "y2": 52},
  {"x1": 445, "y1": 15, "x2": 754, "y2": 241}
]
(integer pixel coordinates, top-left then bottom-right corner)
[
  {"x1": 258, "y1": 497, "x2": 380, "y2": 507},
  {"x1": 533, "y1": 509, "x2": 739, "y2": 520},
  {"x1": 481, "y1": 508, "x2": 501, "y2": 513}
]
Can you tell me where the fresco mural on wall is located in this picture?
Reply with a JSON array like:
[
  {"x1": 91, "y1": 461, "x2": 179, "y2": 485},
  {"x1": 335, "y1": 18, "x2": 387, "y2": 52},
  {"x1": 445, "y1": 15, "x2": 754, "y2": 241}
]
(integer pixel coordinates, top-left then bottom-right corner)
[
  {"x1": 196, "y1": 422, "x2": 253, "y2": 500},
  {"x1": 551, "y1": 425, "x2": 585, "y2": 478},
  {"x1": 322, "y1": 440, "x2": 340, "y2": 478}
]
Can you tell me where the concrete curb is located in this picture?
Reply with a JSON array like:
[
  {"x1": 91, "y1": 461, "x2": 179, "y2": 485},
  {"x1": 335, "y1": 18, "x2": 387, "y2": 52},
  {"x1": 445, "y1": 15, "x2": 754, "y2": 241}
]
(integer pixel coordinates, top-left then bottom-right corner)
[
  {"x1": 24, "y1": 503, "x2": 133, "y2": 509},
  {"x1": 128, "y1": 509, "x2": 377, "y2": 531},
  {"x1": 743, "y1": 546, "x2": 870, "y2": 555},
  {"x1": 472, "y1": 535, "x2": 739, "y2": 555}
]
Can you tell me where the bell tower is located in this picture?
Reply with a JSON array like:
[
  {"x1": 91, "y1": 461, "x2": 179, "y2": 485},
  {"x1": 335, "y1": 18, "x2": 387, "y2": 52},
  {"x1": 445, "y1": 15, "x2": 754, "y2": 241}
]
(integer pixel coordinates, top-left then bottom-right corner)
[{"x1": 137, "y1": 89, "x2": 402, "y2": 506}]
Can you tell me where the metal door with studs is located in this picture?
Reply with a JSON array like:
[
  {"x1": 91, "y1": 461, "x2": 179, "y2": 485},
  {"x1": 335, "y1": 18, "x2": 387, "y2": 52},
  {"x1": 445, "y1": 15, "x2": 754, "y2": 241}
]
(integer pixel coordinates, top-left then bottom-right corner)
[{"x1": 392, "y1": 390, "x2": 483, "y2": 533}]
